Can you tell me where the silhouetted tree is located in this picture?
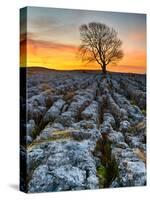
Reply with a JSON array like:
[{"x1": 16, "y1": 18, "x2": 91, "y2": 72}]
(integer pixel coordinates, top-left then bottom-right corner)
[{"x1": 79, "y1": 22, "x2": 124, "y2": 74}]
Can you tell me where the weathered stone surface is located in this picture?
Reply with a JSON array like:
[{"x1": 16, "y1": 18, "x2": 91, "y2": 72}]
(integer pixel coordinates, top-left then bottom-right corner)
[
  {"x1": 112, "y1": 147, "x2": 146, "y2": 186},
  {"x1": 106, "y1": 94, "x2": 121, "y2": 121},
  {"x1": 27, "y1": 148, "x2": 45, "y2": 177},
  {"x1": 43, "y1": 99, "x2": 65, "y2": 123},
  {"x1": 24, "y1": 69, "x2": 146, "y2": 192},
  {"x1": 28, "y1": 165, "x2": 54, "y2": 192},
  {"x1": 55, "y1": 111, "x2": 75, "y2": 126},
  {"x1": 119, "y1": 120, "x2": 131, "y2": 132},
  {"x1": 81, "y1": 101, "x2": 99, "y2": 123},
  {"x1": 107, "y1": 131, "x2": 124, "y2": 144},
  {"x1": 27, "y1": 120, "x2": 36, "y2": 137},
  {"x1": 27, "y1": 140, "x2": 99, "y2": 192},
  {"x1": 103, "y1": 113, "x2": 116, "y2": 128}
]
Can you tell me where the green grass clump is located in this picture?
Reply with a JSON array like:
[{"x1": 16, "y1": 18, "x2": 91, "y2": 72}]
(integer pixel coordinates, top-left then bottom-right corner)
[
  {"x1": 27, "y1": 130, "x2": 74, "y2": 150},
  {"x1": 32, "y1": 129, "x2": 38, "y2": 138},
  {"x1": 97, "y1": 165, "x2": 107, "y2": 188},
  {"x1": 94, "y1": 136, "x2": 119, "y2": 188}
]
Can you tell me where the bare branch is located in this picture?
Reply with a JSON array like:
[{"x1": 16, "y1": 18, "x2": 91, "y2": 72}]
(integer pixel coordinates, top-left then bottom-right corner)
[{"x1": 78, "y1": 22, "x2": 124, "y2": 73}]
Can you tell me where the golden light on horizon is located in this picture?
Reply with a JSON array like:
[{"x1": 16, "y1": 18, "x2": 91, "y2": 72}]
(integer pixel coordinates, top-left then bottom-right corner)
[{"x1": 20, "y1": 38, "x2": 146, "y2": 74}]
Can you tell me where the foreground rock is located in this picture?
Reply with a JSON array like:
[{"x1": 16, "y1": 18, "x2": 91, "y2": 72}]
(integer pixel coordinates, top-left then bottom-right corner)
[
  {"x1": 21, "y1": 69, "x2": 146, "y2": 192},
  {"x1": 28, "y1": 140, "x2": 99, "y2": 192}
]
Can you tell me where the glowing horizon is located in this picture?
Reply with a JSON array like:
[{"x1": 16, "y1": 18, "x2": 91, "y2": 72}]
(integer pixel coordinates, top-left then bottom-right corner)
[{"x1": 20, "y1": 7, "x2": 146, "y2": 74}]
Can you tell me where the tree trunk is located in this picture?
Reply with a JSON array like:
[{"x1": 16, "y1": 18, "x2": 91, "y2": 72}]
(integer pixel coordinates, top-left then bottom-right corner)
[{"x1": 102, "y1": 64, "x2": 107, "y2": 74}]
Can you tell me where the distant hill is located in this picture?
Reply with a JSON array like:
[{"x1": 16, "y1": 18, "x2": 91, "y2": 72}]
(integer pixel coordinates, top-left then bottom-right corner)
[{"x1": 20, "y1": 66, "x2": 146, "y2": 76}]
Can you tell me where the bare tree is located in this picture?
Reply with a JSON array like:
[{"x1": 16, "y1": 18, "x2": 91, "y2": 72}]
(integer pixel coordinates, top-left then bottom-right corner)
[{"x1": 79, "y1": 22, "x2": 124, "y2": 74}]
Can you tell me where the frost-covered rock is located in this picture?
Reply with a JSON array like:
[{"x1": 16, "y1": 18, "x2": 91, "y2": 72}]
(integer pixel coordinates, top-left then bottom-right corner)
[
  {"x1": 27, "y1": 120, "x2": 36, "y2": 137},
  {"x1": 119, "y1": 120, "x2": 131, "y2": 132},
  {"x1": 24, "y1": 69, "x2": 146, "y2": 192},
  {"x1": 43, "y1": 99, "x2": 65, "y2": 123},
  {"x1": 112, "y1": 147, "x2": 146, "y2": 186},
  {"x1": 27, "y1": 140, "x2": 99, "y2": 192},
  {"x1": 81, "y1": 101, "x2": 99, "y2": 123}
]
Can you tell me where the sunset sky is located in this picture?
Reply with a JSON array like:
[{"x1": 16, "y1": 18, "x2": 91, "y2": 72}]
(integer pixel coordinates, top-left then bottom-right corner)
[{"x1": 20, "y1": 7, "x2": 146, "y2": 73}]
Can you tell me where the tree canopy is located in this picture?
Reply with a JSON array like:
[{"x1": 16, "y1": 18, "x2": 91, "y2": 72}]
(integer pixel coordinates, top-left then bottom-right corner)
[{"x1": 79, "y1": 22, "x2": 124, "y2": 74}]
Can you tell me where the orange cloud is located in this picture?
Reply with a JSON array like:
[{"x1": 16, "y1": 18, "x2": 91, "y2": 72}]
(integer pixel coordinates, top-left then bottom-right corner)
[
  {"x1": 20, "y1": 32, "x2": 89, "y2": 67},
  {"x1": 20, "y1": 36, "x2": 80, "y2": 69}
]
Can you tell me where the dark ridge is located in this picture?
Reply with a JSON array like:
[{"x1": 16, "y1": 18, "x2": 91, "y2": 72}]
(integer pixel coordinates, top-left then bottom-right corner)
[{"x1": 20, "y1": 66, "x2": 146, "y2": 76}]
